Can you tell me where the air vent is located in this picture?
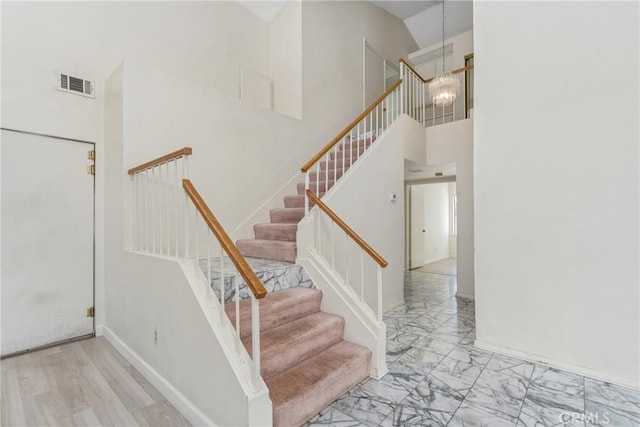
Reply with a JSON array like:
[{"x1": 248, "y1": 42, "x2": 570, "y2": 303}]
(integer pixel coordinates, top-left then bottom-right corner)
[{"x1": 57, "y1": 72, "x2": 95, "y2": 98}]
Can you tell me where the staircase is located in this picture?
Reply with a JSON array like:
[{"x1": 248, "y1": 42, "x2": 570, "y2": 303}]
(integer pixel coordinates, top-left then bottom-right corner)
[
  {"x1": 225, "y1": 287, "x2": 371, "y2": 426},
  {"x1": 236, "y1": 137, "x2": 375, "y2": 263}
]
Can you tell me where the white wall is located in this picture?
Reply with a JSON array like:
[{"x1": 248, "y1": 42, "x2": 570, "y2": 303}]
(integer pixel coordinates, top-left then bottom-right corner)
[
  {"x1": 121, "y1": 62, "x2": 310, "y2": 234},
  {"x1": 1, "y1": 1, "x2": 271, "y2": 142},
  {"x1": 1, "y1": 0, "x2": 271, "y2": 334},
  {"x1": 426, "y1": 119, "x2": 474, "y2": 297},
  {"x1": 301, "y1": 1, "x2": 418, "y2": 143},
  {"x1": 104, "y1": 67, "x2": 272, "y2": 426},
  {"x1": 270, "y1": 0, "x2": 302, "y2": 119},
  {"x1": 449, "y1": 182, "x2": 457, "y2": 258},
  {"x1": 319, "y1": 117, "x2": 407, "y2": 311},
  {"x1": 474, "y1": 1, "x2": 639, "y2": 387}
]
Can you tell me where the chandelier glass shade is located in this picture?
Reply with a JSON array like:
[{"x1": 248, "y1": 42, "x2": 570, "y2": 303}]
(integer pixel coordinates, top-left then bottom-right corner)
[{"x1": 428, "y1": 73, "x2": 459, "y2": 107}]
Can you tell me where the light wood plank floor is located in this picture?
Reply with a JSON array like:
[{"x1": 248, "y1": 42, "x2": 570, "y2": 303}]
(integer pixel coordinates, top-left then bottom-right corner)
[{"x1": 1, "y1": 337, "x2": 191, "y2": 427}]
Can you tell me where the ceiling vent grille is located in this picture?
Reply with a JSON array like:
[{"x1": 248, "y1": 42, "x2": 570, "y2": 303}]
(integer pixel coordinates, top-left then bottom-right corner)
[{"x1": 57, "y1": 72, "x2": 94, "y2": 98}]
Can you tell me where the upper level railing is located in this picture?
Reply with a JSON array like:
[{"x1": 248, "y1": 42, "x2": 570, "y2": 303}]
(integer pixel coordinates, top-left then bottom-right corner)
[
  {"x1": 399, "y1": 58, "x2": 474, "y2": 127},
  {"x1": 306, "y1": 190, "x2": 387, "y2": 321},
  {"x1": 301, "y1": 79, "x2": 403, "y2": 213},
  {"x1": 128, "y1": 148, "x2": 266, "y2": 390}
]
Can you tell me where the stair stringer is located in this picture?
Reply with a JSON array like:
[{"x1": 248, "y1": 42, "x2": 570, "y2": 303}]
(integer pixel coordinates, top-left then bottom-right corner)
[
  {"x1": 296, "y1": 246, "x2": 388, "y2": 380},
  {"x1": 177, "y1": 257, "x2": 273, "y2": 426}
]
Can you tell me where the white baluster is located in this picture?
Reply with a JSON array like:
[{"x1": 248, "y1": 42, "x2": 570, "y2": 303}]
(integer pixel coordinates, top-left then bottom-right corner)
[
  {"x1": 235, "y1": 272, "x2": 240, "y2": 346},
  {"x1": 304, "y1": 172, "x2": 310, "y2": 214},
  {"x1": 331, "y1": 222, "x2": 335, "y2": 270},
  {"x1": 174, "y1": 160, "x2": 179, "y2": 257},
  {"x1": 377, "y1": 264, "x2": 383, "y2": 322},
  {"x1": 251, "y1": 295, "x2": 261, "y2": 388},
  {"x1": 360, "y1": 250, "x2": 364, "y2": 302},
  {"x1": 219, "y1": 247, "x2": 225, "y2": 307},
  {"x1": 156, "y1": 164, "x2": 164, "y2": 255}
]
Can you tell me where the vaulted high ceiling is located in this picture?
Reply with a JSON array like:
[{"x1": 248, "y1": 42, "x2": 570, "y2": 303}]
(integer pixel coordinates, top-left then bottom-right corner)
[{"x1": 373, "y1": 1, "x2": 473, "y2": 49}]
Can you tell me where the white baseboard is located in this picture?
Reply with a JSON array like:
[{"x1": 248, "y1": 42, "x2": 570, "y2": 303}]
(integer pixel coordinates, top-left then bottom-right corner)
[
  {"x1": 475, "y1": 339, "x2": 640, "y2": 390},
  {"x1": 103, "y1": 326, "x2": 217, "y2": 427},
  {"x1": 95, "y1": 325, "x2": 104, "y2": 337},
  {"x1": 456, "y1": 292, "x2": 475, "y2": 300}
]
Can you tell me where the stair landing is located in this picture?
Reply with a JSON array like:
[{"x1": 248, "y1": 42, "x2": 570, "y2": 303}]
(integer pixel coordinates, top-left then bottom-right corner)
[{"x1": 199, "y1": 256, "x2": 314, "y2": 303}]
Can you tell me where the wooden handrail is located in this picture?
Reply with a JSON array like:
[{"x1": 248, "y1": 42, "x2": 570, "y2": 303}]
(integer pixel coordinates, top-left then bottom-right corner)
[
  {"x1": 306, "y1": 190, "x2": 388, "y2": 268},
  {"x1": 182, "y1": 179, "x2": 267, "y2": 299},
  {"x1": 399, "y1": 58, "x2": 474, "y2": 83},
  {"x1": 128, "y1": 147, "x2": 193, "y2": 175},
  {"x1": 301, "y1": 79, "x2": 403, "y2": 173}
]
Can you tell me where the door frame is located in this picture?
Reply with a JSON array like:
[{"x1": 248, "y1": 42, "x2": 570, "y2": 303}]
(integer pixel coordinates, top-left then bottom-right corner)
[
  {"x1": 0, "y1": 127, "x2": 96, "y2": 358},
  {"x1": 362, "y1": 38, "x2": 399, "y2": 110},
  {"x1": 404, "y1": 176, "x2": 457, "y2": 271}
]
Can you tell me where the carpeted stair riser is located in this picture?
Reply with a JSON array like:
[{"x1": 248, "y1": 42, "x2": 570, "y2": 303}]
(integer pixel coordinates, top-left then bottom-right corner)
[
  {"x1": 225, "y1": 288, "x2": 322, "y2": 339},
  {"x1": 254, "y1": 223, "x2": 297, "y2": 241},
  {"x1": 297, "y1": 180, "x2": 335, "y2": 194},
  {"x1": 318, "y1": 157, "x2": 354, "y2": 171},
  {"x1": 242, "y1": 312, "x2": 345, "y2": 379},
  {"x1": 236, "y1": 239, "x2": 296, "y2": 263},
  {"x1": 266, "y1": 341, "x2": 371, "y2": 427},
  {"x1": 331, "y1": 143, "x2": 370, "y2": 159},
  {"x1": 338, "y1": 137, "x2": 375, "y2": 151},
  {"x1": 284, "y1": 193, "x2": 324, "y2": 209},
  {"x1": 270, "y1": 207, "x2": 305, "y2": 223}
]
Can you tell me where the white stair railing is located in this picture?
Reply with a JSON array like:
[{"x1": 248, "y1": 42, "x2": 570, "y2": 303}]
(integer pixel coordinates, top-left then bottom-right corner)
[
  {"x1": 128, "y1": 148, "x2": 267, "y2": 393},
  {"x1": 301, "y1": 80, "x2": 403, "y2": 214},
  {"x1": 400, "y1": 58, "x2": 473, "y2": 128},
  {"x1": 306, "y1": 190, "x2": 387, "y2": 322}
]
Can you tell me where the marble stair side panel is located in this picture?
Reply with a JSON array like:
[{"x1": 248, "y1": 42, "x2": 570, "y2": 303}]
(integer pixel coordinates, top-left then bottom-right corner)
[{"x1": 199, "y1": 257, "x2": 314, "y2": 303}]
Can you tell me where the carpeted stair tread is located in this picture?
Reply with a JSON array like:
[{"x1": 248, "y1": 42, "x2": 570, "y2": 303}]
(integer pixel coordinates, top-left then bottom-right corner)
[
  {"x1": 298, "y1": 180, "x2": 335, "y2": 194},
  {"x1": 237, "y1": 239, "x2": 296, "y2": 263},
  {"x1": 266, "y1": 340, "x2": 372, "y2": 427},
  {"x1": 225, "y1": 287, "x2": 322, "y2": 339},
  {"x1": 242, "y1": 312, "x2": 345, "y2": 379},
  {"x1": 331, "y1": 147, "x2": 367, "y2": 161},
  {"x1": 270, "y1": 207, "x2": 305, "y2": 223},
  {"x1": 338, "y1": 137, "x2": 375, "y2": 151},
  {"x1": 284, "y1": 193, "x2": 324, "y2": 209},
  {"x1": 254, "y1": 223, "x2": 297, "y2": 241}
]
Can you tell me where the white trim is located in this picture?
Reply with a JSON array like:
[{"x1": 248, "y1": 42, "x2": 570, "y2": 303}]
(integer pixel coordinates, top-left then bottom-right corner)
[
  {"x1": 95, "y1": 325, "x2": 104, "y2": 337},
  {"x1": 475, "y1": 339, "x2": 640, "y2": 390},
  {"x1": 455, "y1": 292, "x2": 475, "y2": 300},
  {"x1": 103, "y1": 326, "x2": 218, "y2": 427}
]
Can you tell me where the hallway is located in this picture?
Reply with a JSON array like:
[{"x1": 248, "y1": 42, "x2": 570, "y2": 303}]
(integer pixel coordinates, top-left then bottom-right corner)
[{"x1": 413, "y1": 258, "x2": 457, "y2": 276}]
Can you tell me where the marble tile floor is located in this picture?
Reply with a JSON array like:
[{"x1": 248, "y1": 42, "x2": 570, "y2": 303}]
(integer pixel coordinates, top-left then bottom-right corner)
[{"x1": 305, "y1": 271, "x2": 640, "y2": 427}]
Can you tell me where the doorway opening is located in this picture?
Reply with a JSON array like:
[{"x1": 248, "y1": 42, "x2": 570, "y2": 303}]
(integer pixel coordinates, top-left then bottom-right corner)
[
  {"x1": 407, "y1": 180, "x2": 457, "y2": 276},
  {"x1": 363, "y1": 38, "x2": 400, "y2": 109}
]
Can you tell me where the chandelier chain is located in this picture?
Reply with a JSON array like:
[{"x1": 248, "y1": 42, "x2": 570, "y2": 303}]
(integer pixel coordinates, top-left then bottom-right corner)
[{"x1": 442, "y1": 0, "x2": 445, "y2": 74}]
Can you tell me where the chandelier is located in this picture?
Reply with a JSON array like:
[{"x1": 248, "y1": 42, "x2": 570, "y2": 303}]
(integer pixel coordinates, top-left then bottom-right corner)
[{"x1": 428, "y1": 0, "x2": 459, "y2": 107}]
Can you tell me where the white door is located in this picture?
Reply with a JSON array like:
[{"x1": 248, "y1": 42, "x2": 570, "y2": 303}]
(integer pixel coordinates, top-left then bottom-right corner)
[
  {"x1": 1, "y1": 130, "x2": 94, "y2": 355},
  {"x1": 410, "y1": 185, "x2": 426, "y2": 269}
]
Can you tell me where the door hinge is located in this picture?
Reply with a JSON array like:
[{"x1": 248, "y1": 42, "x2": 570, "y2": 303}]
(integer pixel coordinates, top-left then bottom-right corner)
[
  {"x1": 87, "y1": 165, "x2": 95, "y2": 175},
  {"x1": 87, "y1": 150, "x2": 95, "y2": 160},
  {"x1": 86, "y1": 307, "x2": 95, "y2": 317}
]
